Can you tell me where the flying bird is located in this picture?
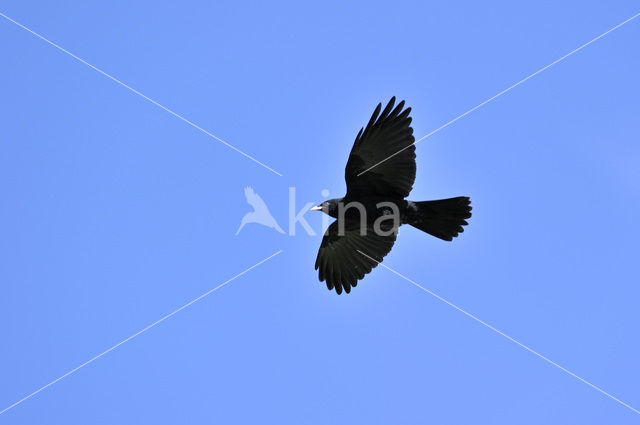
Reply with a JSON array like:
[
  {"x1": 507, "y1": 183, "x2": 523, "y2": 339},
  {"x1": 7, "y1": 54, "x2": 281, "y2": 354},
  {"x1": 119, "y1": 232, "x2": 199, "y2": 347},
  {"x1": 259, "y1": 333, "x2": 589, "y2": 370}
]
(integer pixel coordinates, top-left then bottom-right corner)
[
  {"x1": 236, "y1": 186, "x2": 285, "y2": 235},
  {"x1": 311, "y1": 97, "x2": 471, "y2": 294}
]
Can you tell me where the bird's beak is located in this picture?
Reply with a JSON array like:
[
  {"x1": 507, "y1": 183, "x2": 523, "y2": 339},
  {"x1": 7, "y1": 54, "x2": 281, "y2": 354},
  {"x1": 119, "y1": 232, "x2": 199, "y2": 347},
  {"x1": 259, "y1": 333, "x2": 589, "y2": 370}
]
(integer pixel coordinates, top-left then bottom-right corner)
[{"x1": 310, "y1": 205, "x2": 323, "y2": 211}]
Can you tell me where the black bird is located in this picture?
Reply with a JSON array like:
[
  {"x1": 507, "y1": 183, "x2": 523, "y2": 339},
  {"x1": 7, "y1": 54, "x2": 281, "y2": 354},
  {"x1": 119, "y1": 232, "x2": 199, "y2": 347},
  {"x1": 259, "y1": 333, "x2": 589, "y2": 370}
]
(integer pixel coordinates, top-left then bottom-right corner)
[{"x1": 311, "y1": 97, "x2": 471, "y2": 294}]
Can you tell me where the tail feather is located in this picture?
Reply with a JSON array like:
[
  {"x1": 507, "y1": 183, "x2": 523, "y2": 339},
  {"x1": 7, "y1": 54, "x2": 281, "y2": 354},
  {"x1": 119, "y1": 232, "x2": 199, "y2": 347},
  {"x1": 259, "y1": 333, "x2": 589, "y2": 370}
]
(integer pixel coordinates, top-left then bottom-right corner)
[{"x1": 407, "y1": 197, "x2": 471, "y2": 241}]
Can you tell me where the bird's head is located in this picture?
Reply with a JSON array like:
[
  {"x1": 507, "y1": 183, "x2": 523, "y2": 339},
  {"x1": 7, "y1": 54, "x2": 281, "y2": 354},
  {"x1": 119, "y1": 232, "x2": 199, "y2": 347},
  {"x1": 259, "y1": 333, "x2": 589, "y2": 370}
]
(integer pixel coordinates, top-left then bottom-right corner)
[{"x1": 310, "y1": 198, "x2": 342, "y2": 218}]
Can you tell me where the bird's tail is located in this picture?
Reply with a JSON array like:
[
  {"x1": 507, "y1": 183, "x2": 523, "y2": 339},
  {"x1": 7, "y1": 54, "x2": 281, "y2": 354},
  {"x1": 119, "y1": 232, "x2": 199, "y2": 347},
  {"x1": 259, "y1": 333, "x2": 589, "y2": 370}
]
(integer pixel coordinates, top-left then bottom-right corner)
[
  {"x1": 235, "y1": 217, "x2": 248, "y2": 235},
  {"x1": 407, "y1": 197, "x2": 471, "y2": 241}
]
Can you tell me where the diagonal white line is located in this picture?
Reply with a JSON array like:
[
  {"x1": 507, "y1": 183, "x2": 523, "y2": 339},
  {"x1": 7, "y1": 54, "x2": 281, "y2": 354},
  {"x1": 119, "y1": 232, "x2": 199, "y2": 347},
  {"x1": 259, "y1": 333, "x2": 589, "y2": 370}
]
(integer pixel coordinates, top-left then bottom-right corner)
[
  {"x1": 356, "y1": 250, "x2": 640, "y2": 416},
  {"x1": 0, "y1": 12, "x2": 283, "y2": 177},
  {"x1": 357, "y1": 12, "x2": 640, "y2": 177},
  {"x1": 0, "y1": 250, "x2": 283, "y2": 417}
]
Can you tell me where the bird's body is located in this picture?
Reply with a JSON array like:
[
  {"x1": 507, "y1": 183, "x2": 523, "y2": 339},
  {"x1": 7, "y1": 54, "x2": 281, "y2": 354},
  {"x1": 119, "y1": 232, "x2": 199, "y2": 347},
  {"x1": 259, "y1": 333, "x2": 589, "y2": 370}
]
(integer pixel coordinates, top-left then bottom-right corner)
[
  {"x1": 320, "y1": 196, "x2": 406, "y2": 220},
  {"x1": 312, "y1": 97, "x2": 471, "y2": 294}
]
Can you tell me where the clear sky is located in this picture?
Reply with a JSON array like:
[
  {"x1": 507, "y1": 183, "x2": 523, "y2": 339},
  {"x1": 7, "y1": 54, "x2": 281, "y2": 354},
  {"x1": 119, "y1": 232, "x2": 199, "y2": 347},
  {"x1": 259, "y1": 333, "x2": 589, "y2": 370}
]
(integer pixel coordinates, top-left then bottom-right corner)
[{"x1": 1, "y1": 1, "x2": 639, "y2": 424}]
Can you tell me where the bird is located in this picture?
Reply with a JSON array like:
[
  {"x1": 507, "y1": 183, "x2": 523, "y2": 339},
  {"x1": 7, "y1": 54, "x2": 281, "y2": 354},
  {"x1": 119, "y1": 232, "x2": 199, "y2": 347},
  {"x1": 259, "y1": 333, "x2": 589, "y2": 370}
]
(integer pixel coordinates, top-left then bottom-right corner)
[
  {"x1": 236, "y1": 186, "x2": 285, "y2": 235},
  {"x1": 310, "y1": 97, "x2": 471, "y2": 294}
]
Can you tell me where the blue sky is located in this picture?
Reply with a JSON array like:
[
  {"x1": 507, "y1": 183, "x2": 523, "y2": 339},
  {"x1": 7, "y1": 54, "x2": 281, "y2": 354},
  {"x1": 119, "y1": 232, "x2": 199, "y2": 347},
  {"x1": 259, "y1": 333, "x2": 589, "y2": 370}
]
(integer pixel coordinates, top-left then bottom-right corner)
[{"x1": 1, "y1": 1, "x2": 639, "y2": 423}]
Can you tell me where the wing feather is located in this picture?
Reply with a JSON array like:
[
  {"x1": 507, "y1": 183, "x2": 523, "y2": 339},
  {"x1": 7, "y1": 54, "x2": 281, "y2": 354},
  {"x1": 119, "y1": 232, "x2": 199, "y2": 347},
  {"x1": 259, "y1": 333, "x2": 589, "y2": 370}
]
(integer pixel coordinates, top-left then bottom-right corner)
[
  {"x1": 345, "y1": 97, "x2": 416, "y2": 198},
  {"x1": 315, "y1": 220, "x2": 397, "y2": 294}
]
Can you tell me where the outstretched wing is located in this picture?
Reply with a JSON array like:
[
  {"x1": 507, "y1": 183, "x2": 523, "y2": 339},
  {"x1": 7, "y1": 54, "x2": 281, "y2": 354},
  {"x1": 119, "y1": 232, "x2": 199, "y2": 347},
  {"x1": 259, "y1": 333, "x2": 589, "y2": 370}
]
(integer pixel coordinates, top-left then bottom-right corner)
[
  {"x1": 345, "y1": 97, "x2": 416, "y2": 198},
  {"x1": 244, "y1": 186, "x2": 269, "y2": 212},
  {"x1": 315, "y1": 220, "x2": 398, "y2": 294}
]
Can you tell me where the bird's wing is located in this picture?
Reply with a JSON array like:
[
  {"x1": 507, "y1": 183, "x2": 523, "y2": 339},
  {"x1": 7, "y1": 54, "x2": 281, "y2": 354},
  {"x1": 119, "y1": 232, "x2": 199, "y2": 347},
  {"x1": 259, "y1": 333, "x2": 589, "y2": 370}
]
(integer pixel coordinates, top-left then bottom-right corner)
[
  {"x1": 244, "y1": 186, "x2": 269, "y2": 211},
  {"x1": 345, "y1": 97, "x2": 416, "y2": 198},
  {"x1": 315, "y1": 220, "x2": 397, "y2": 294}
]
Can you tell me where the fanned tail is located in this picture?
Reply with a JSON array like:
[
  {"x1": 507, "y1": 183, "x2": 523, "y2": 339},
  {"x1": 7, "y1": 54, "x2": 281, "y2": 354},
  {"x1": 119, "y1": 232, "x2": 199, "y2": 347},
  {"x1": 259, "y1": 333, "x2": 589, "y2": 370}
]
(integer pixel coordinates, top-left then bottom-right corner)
[{"x1": 407, "y1": 197, "x2": 471, "y2": 241}]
